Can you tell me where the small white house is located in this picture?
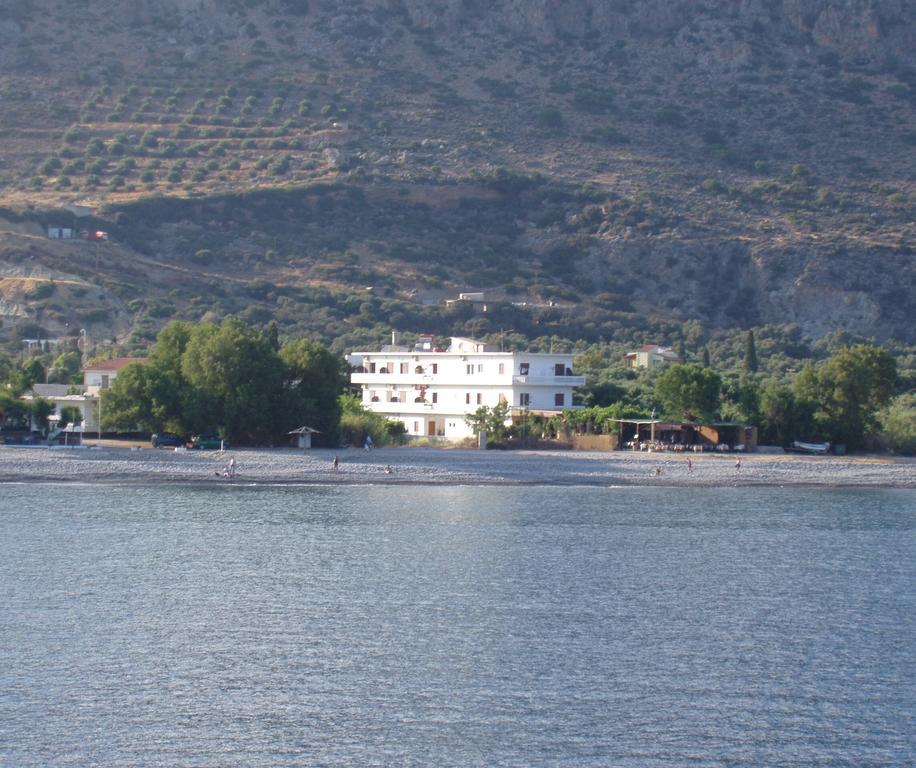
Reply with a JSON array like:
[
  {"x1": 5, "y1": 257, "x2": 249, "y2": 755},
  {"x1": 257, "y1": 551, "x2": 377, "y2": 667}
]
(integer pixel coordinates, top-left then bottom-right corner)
[
  {"x1": 347, "y1": 334, "x2": 584, "y2": 440},
  {"x1": 47, "y1": 227, "x2": 75, "y2": 239},
  {"x1": 20, "y1": 357, "x2": 147, "y2": 436},
  {"x1": 83, "y1": 357, "x2": 147, "y2": 395}
]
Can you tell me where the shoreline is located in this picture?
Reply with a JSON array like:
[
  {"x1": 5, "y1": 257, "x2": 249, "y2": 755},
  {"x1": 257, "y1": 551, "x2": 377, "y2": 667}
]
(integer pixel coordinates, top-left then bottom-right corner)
[{"x1": 1, "y1": 445, "x2": 913, "y2": 489}]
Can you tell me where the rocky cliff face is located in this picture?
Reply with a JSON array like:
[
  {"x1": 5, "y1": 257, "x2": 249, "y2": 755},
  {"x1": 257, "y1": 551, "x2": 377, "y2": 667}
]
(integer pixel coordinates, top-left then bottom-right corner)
[{"x1": 374, "y1": 0, "x2": 914, "y2": 58}]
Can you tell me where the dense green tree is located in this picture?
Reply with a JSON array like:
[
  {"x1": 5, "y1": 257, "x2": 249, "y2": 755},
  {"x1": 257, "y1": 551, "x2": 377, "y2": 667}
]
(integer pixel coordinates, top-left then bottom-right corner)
[
  {"x1": 20, "y1": 358, "x2": 45, "y2": 388},
  {"x1": 280, "y1": 338, "x2": 343, "y2": 444},
  {"x1": 0, "y1": 351, "x2": 15, "y2": 383},
  {"x1": 759, "y1": 384, "x2": 799, "y2": 446},
  {"x1": 59, "y1": 405, "x2": 82, "y2": 428},
  {"x1": 579, "y1": 380, "x2": 626, "y2": 407},
  {"x1": 655, "y1": 364, "x2": 721, "y2": 422},
  {"x1": 881, "y1": 393, "x2": 916, "y2": 455},
  {"x1": 744, "y1": 330, "x2": 758, "y2": 373},
  {"x1": 181, "y1": 318, "x2": 285, "y2": 443},
  {"x1": 794, "y1": 344, "x2": 897, "y2": 449},
  {"x1": 721, "y1": 376, "x2": 761, "y2": 425},
  {"x1": 702, "y1": 346, "x2": 711, "y2": 367},
  {"x1": 101, "y1": 363, "x2": 156, "y2": 432},
  {"x1": 102, "y1": 318, "x2": 341, "y2": 445},
  {"x1": 267, "y1": 320, "x2": 281, "y2": 352},
  {"x1": 48, "y1": 351, "x2": 82, "y2": 384},
  {"x1": 30, "y1": 397, "x2": 54, "y2": 434}
]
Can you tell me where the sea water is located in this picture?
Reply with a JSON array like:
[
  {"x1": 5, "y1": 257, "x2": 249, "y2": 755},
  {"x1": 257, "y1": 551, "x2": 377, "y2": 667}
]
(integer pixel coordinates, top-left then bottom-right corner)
[{"x1": 1, "y1": 484, "x2": 914, "y2": 767}]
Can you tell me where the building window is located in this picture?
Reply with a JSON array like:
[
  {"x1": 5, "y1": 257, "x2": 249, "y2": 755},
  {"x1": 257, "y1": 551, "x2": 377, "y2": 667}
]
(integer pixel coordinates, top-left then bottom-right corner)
[
  {"x1": 466, "y1": 364, "x2": 474, "y2": 375},
  {"x1": 465, "y1": 393, "x2": 471, "y2": 404},
  {"x1": 498, "y1": 363, "x2": 505, "y2": 375},
  {"x1": 476, "y1": 393, "x2": 483, "y2": 405},
  {"x1": 368, "y1": 362, "x2": 376, "y2": 373},
  {"x1": 413, "y1": 421, "x2": 419, "y2": 434},
  {"x1": 431, "y1": 363, "x2": 438, "y2": 374},
  {"x1": 555, "y1": 393, "x2": 565, "y2": 407},
  {"x1": 432, "y1": 392, "x2": 438, "y2": 403},
  {"x1": 477, "y1": 363, "x2": 484, "y2": 373},
  {"x1": 555, "y1": 363, "x2": 565, "y2": 376},
  {"x1": 519, "y1": 363, "x2": 529, "y2": 375},
  {"x1": 400, "y1": 362, "x2": 409, "y2": 374},
  {"x1": 519, "y1": 393, "x2": 530, "y2": 406}
]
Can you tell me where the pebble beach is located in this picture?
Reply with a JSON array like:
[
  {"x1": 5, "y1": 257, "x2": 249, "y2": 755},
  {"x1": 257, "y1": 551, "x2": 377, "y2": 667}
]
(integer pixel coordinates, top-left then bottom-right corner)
[{"x1": 1, "y1": 444, "x2": 914, "y2": 488}]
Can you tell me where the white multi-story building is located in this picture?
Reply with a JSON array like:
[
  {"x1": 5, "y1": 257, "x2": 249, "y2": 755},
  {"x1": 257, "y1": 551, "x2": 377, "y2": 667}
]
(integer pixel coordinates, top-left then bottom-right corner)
[{"x1": 347, "y1": 334, "x2": 585, "y2": 440}]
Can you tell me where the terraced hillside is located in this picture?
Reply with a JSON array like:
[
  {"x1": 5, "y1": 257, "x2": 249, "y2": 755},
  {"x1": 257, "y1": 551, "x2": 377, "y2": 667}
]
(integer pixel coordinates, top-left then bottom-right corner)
[{"x1": 0, "y1": 0, "x2": 913, "y2": 353}]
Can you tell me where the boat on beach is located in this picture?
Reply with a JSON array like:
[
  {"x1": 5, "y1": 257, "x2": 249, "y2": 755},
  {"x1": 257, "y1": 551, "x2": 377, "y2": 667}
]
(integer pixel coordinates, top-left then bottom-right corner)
[{"x1": 788, "y1": 440, "x2": 831, "y2": 455}]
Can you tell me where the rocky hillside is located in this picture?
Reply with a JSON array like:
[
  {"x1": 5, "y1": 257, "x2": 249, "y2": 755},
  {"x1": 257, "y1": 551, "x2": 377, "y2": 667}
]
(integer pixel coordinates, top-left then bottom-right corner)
[{"x1": 0, "y1": 0, "x2": 913, "y2": 350}]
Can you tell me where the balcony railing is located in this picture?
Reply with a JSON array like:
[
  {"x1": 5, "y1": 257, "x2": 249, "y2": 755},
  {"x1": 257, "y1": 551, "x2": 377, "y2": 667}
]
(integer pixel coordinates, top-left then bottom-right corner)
[{"x1": 512, "y1": 374, "x2": 586, "y2": 386}]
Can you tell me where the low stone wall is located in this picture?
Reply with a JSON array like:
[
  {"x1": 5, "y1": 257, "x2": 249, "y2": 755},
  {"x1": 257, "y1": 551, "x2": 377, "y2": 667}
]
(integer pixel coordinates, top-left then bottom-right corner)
[{"x1": 572, "y1": 434, "x2": 618, "y2": 452}]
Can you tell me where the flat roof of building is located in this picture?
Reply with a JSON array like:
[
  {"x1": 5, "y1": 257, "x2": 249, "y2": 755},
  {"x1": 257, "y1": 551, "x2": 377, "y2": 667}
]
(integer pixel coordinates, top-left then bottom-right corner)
[{"x1": 82, "y1": 357, "x2": 147, "y2": 372}]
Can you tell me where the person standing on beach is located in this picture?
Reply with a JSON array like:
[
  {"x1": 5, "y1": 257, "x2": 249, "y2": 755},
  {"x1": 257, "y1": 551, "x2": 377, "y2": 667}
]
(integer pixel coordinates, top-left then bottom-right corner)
[
  {"x1": 332, "y1": 455, "x2": 339, "y2": 472},
  {"x1": 364, "y1": 434, "x2": 373, "y2": 452},
  {"x1": 687, "y1": 457, "x2": 692, "y2": 473},
  {"x1": 735, "y1": 457, "x2": 741, "y2": 472}
]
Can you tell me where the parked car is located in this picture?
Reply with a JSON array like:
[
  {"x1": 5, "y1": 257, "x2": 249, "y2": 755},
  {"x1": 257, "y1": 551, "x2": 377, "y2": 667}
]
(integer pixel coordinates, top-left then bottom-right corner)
[
  {"x1": 192, "y1": 434, "x2": 227, "y2": 450},
  {"x1": 151, "y1": 432, "x2": 184, "y2": 448}
]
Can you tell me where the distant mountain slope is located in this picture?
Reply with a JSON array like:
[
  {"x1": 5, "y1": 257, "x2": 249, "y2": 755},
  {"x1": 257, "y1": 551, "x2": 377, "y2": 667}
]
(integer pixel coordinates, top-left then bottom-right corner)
[{"x1": 0, "y1": 0, "x2": 913, "y2": 346}]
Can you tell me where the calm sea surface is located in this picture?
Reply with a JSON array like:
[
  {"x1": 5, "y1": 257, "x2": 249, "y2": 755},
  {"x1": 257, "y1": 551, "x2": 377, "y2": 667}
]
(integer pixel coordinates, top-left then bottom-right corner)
[{"x1": 1, "y1": 484, "x2": 914, "y2": 767}]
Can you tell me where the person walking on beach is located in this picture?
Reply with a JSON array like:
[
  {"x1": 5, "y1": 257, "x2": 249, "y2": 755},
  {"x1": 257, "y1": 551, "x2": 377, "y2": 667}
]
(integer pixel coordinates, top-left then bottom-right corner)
[
  {"x1": 735, "y1": 457, "x2": 741, "y2": 472},
  {"x1": 364, "y1": 434, "x2": 373, "y2": 452},
  {"x1": 332, "y1": 455, "x2": 339, "y2": 472},
  {"x1": 687, "y1": 457, "x2": 692, "y2": 473}
]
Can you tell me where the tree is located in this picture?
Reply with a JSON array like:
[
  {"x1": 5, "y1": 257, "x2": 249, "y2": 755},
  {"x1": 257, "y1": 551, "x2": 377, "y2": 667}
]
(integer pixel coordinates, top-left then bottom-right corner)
[
  {"x1": 30, "y1": 397, "x2": 54, "y2": 434},
  {"x1": 102, "y1": 363, "x2": 155, "y2": 432},
  {"x1": 59, "y1": 405, "x2": 82, "y2": 428},
  {"x1": 655, "y1": 364, "x2": 721, "y2": 422},
  {"x1": 759, "y1": 383, "x2": 814, "y2": 447},
  {"x1": 48, "y1": 351, "x2": 82, "y2": 384},
  {"x1": 181, "y1": 318, "x2": 285, "y2": 443},
  {"x1": 744, "y1": 330, "x2": 758, "y2": 373},
  {"x1": 280, "y1": 338, "x2": 342, "y2": 444},
  {"x1": 464, "y1": 399, "x2": 511, "y2": 443},
  {"x1": 881, "y1": 394, "x2": 916, "y2": 455},
  {"x1": 20, "y1": 358, "x2": 45, "y2": 388},
  {"x1": 721, "y1": 376, "x2": 760, "y2": 425},
  {"x1": 338, "y1": 393, "x2": 393, "y2": 446},
  {"x1": 267, "y1": 320, "x2": 281, "y2": 352},
  {"x1": 794, "y1": 344, "x2": 897, "y2": 449},
  {"x1": 702, "y1": 346, "x2": 711, "y2": 367}
]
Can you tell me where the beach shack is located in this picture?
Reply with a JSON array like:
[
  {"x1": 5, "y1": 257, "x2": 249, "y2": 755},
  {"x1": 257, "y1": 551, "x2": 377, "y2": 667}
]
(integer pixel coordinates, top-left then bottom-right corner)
[
  {"x1": 289, "y1": 426, "x2": 320, "y2": 449},
  {"x1": 615, "y1": 419, "x2": 757, "y2": 452}
]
